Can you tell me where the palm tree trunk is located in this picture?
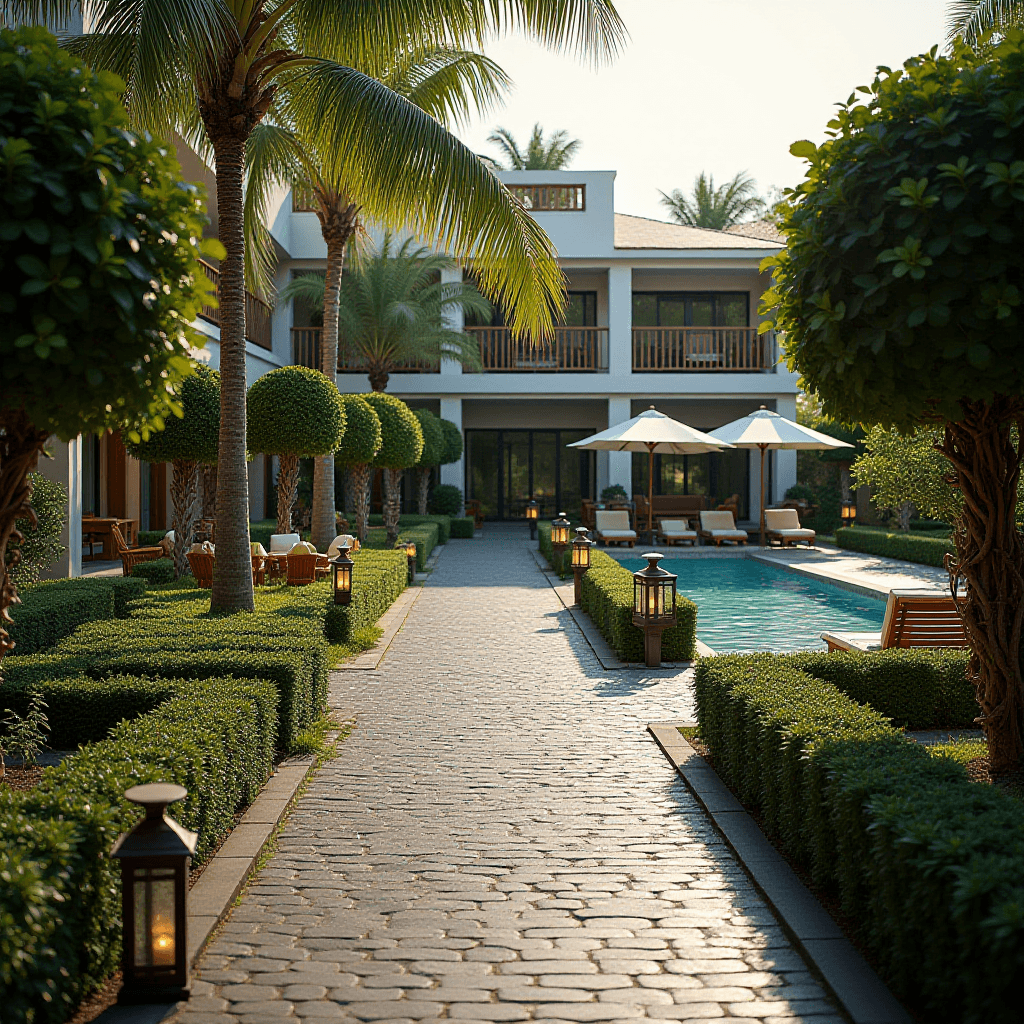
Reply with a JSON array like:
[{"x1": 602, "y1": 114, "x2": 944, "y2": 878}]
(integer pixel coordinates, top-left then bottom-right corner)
[
  {"x1": 277, "y1": 453, "x2": 300, "y2": 536},
  {"x1": 351, "y1": 463, "x2": 370, "y2": 541},
  {"x1": 383, "y1": 468, "x2": 403, "y2": 545},
  {"x1": 170, "y1": 458, "x2": 199, "y2": 579},
  {"x1": 201, "y1": 463, "x2": 218, "y2": 520},
  {"x1": 417, "y1": 467, "x2": 430, "y2": 515},
  {"x1": 368, "y1": 366, "x2": 390, "y2": 392},
  {"x1": 344, "y1": 465, "x2": 356, "y2": 515},
  {"x1": 207, "y1": 133, "x2": 254, "y2": 612}
]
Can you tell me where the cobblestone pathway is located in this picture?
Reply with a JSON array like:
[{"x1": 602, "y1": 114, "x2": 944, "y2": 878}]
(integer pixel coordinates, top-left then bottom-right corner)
[{"x1": 175, "y1": 528, "x2": 843, "y2": 1024}]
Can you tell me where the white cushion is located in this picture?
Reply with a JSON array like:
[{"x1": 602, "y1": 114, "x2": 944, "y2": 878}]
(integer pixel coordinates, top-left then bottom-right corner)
[
  {"x1": 288, "y1": 541, "x2": 317, "y2": 555},
  {"x1": 774, "y1": 528, "x2": 815, "y2": 539},
  {"x1": 250, "y1": 542, "x2": 268, "y2": 556},
  {"x1": 709, "y1": 529, "x2": 747, "y2": 539},
  {"x1": 765, "y1": 508, "x2": 803, "y2": 531},
  {"x1": 700, "y1": 511, "x2": 739, "y2": 531},
  {"x1": 821, "y1": 631, "x2": 882, "y2": 652},
  {"x1": 595, "y1": 510, "x2": 632, "y2": 532},
  {"x1": 327, "y1": 534, "x2": 356, "y2": 557},
  {"x1": 269, "y1": 532, "x2": 301, "y2": 553},
  {"x1": 599, "y1": 529, "x2": 637, "y2": 539},
  {"x1": 659, "y1": 519, "x2": 691, "y2": 532}
]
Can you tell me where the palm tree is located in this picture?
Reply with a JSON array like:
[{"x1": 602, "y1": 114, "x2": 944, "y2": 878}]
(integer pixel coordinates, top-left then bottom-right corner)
[
  {"x1": 281, "y1": 233, "x2": 490, "y2": 392},
  {"x1": 51, "y1": 0, "x2": 625, "y2": 613},
  {"x1": 947, "y1": 1, "x2": 1024, "y2": 46},
  {"x1": 245, "y1": 45, "x2": 511, "y2": 551},
  {"x1": 487, "y1": 123, "x2": 582, "y2": 169},
  {"x1": 659, "y1": 171, "x2": 765, "y2": 230}
]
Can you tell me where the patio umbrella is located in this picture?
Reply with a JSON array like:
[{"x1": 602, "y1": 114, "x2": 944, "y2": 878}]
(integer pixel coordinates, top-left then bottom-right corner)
[
  {"x1": 708, "y1": 406, "x2": 854, "y2": 548},
  {"x1": 567, "y1": 407, "x2": 732, "y2": 539}
]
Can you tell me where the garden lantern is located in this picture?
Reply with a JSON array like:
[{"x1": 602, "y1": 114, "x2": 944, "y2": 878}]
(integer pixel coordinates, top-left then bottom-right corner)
[
  {"x1": 551, "y1": 511, "x2": 571, "y2": 568},
  {"x1": 571, "y1": 527, "x2": 593, "y2": 606},
  {"x1": 632, "y1": 552, "x2": 677, "y2": 668},
  {"x1": 330, "y1": 545, "x2": 353, "y2": 605},
  {"x1": 526, "y1": 499, "x2": 539, "y2": 539},
  {"x1": 396, "y1": 539, "x2": 417, "y2": 584},
  {"x1": 112, "y1": 783, "x2": 197, "y2": 1005},
  {"x1": 841, "y1": 500, "x2": 857, "y2": 527}
]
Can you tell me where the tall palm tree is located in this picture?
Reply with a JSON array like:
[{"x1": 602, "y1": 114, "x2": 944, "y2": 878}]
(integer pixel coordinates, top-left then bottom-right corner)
[
  {"x1": 487, "y1": 123, "x2": 582, "y2": 169},
  {"x1": 659, "y1": 171, "x2": 765, "y2": 230},
  {"x1": 245, "y1": 45, "x2": 511, "y2": 551},
  {"x1": 48, "y1": 0, "x2": 624, "y2": 613},
  {"x1": 282, "y1": 234, "x2": 490, "y2": 392},
  {"x1": 947, "y1": 0, "x2": 1024, "y2": 46}
]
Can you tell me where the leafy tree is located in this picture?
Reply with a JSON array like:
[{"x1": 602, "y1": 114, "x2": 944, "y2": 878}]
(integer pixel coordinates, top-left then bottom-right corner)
[
  {"x1": 430, "y1": 483, "x2": 463, "y2": 516},
  {"x1": 0, "y1": 27, "x2": 211, "y2": 676},
  {"x1": 760, "y1": 35, "x2": 1024, "y2": 771},
  {"x1": 413, "y1": 409, "x2": 446, "y2": 514},
  {"x1": 66, "y1": 0, "x2": 624, "y2": 615},
  {"x1": 247, "y1": 368, "x2": 347, "y2": 537},
  {"x1": 948, "y1": 0, "x2": 1024, "y2": 47},
  {"x1": 283, "y1": 234, "x2": 490, "y2": 392},
  {"x1": 487, "y1": 123, "x2": 582, "y2": 169},
  {"x1": 363, "y1": 393, "x2": 424, "y2": 545},
  {"x1": 124, "y1": 365, "x2": 220, "y2": 578},
  {"x1": 335, "y1": 394, "x2": 382, "y2": 542},
  {"x1": 439, "y1": 418, "x2": 464, "y2": 467},
  {"x1": 246, "y1": 44, "x2": 510, "y2": 552},
  {"x1": 11, "y1": 473, "x2": 66, "y2": 588},
  {"x1": 659, "y1": 171, "x2": 765, "y2": 229}
]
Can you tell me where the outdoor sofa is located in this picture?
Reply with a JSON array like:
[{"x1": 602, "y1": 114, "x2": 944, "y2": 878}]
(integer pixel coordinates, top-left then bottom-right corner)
[
  {"x1": 698, "y1": 510, "x2": 748, "y2": 546},
  {"x1": 821, "y1": 589, "x2": 968, "y2": 652}
]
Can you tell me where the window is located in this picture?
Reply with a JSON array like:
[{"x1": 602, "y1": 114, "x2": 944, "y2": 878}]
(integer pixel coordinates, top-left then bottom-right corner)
[
  {"x1": 510, "y1": 184, "x2": 585, "y2": 211},
  {"x1": 466, "y1": 291, "x2": 597, "y2": 328},
  {"x1": 631, "y1": 292, "x2": 749, "y2": 328}
]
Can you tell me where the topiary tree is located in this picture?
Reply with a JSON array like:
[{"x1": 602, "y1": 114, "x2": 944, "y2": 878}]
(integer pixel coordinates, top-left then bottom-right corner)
[
  {"x1": 363, "y1": 393, "x2": 424, "y2": 544},
  {"x1": 247, "y1": 367, "x2": 346, "y2": 537},
  {"x1": 0, "y1": 26, "x2": 213, "y2": 678},
  {"x1": 335, "y1": 394, "x2": 382, "y2": 542},
  {"x1": 439, "y1": 418, "x2": 464, "y2": 467},
  {"x1": 11, "y1": 473, "x2": 67, "y2": 588},
  {"x1": 412, "y1": 410, "x2": 446, "y2": 515},
  {"x1": 124, "y1": 366, "x2": 220, "y2": 578},
  {"x1": 760, "y1": 33, "x2": 1024, "y2": 770}
]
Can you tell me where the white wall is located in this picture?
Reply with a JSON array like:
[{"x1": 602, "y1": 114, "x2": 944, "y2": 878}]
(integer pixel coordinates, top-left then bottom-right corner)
[{"x1": 35, "y1": 437, "x2": 82, "y2": 580}]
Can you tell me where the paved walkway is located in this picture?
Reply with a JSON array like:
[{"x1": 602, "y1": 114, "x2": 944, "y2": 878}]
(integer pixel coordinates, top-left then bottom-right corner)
[{"x1": 174, "y1": 527, "x2": 842, "y2": 1024}]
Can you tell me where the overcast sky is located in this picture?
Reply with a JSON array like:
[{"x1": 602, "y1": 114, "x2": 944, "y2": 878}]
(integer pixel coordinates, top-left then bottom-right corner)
[{"x1": 455, "y1": 0, "x2": 952, "y2": 221}]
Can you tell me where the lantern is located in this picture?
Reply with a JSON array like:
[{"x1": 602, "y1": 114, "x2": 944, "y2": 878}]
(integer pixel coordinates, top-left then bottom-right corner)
[
  {"x1": 330, "y1": 545, "x2": 354, "y2": 605},
  {"x1": 396, "y1": 539, "x2": 417, "y2": 584},
  {"x1": 632, "y1": 552, "x2": 678, "y2": 667},
  {"x1": 841, "y1": 500, "x2": 857, "y2": 526},
  {"x1": 525, "y1": 499, "x2": 539, "y2": 539},
  {"x1": 112, "y1": 783, "x2": 197, "y2": 1004},
  {"x1": 550, "y1": 511, "x2": 571, "y2": 568},
  {"x1": 571, "y1": 527, "x2": 593, "y2": 606}
]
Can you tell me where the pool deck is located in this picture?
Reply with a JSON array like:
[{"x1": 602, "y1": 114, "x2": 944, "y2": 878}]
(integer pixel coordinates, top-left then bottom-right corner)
[{"x1": 602, "y1": 543, "x2": 950, "y2": 601}]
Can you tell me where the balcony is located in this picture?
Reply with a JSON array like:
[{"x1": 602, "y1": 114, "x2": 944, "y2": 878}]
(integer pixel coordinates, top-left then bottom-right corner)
[
  {"x1": 469, "y1": 326, "x2": 608, "y2": 372},
  {"x1": 198, "y1": 260, "x2": 272, "y2": 351},
  {"x1": 291, "y1": 328, "x2": 438, "y2": 374},
  {"x1": 632, "y1": 327, "x2": 776, "y2": 372}
]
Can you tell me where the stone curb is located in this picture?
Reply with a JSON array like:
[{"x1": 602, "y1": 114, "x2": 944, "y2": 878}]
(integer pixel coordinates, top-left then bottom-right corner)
[
  {"x1": 337, "y1": 586, "x2": 423, "y2": 670},
  {"x1": 647, "y1": 722, "x2": 912, "y2": 1024}
]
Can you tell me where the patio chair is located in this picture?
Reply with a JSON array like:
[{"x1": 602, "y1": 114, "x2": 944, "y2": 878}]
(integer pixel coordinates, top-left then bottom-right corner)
[
  {"x1": 251, "y1": 543, "x2": 268, "y2": 586},
  {"x1": 594, "y1": 510, "x2": 637, "y2": 547},
  {"x1": 764, "y1": 508, "x2": 816, "y2": 547},
  {"x1": 656, "y1": 518, "x2": 697, "y2": 547},
  {"x1": 286, "y1": 552, "x2": 318, "y2": 586},
  {"x1": 716, "y1": 493, "x2": 741, "y2": 517},
  {"x1": 111, "y1": 523, "x2": 164, "y2": 577},
  {"x1": 187, "y1": 550, "x2": 216, "y2": 588},
  {"x1": 465, "y1": 499, "x2": 484, "y2": 530},
  {"x1": 698, "y1": 510, "x2": 748, "y2": 546},
  {"x1": 822, "y1": 589, "x2": 968, "y2": 653}
]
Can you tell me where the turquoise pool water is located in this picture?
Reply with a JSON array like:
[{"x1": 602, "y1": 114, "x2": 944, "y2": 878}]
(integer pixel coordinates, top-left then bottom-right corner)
[{"x1": 621, "y1": 556, "x2": 884, "y2": 653}]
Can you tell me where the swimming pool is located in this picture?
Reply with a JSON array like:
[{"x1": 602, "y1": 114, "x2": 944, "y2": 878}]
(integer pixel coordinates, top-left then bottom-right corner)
[{"x1": 621, "y1": 555, "x2": 884, "y2": 653}]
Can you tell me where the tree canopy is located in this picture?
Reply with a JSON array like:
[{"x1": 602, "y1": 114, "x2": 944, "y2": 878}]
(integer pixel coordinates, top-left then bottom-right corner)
[
  {"x1": 413, "y1": 409, "x2": 447, "y2": 468},
  {"x1": 438, "y1": 419, "x2": 464, "y2": 466},
  {"x1": 659, "y1": 172, "x2": 765, "y2": 230},
  {"x1": 247, "y1": 367, "x2": 346, "y2": 458},
  {"x1": 486, "y1": 124, "x2": 581, "y2": 170},
  {"x1": 363, "y1": 393, "x2": 424, "y2": 470},
  {"x1": 124, "y1": 365, "x2": 220, "y2": 465},
  {"x1": 335, "y1": 394, "x2": 383, "y2": 467}
]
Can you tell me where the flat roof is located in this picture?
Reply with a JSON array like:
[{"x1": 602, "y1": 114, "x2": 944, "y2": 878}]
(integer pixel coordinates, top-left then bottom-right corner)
[{"x1": 614, "y1": 213, "x2": 784, "y2": 251}]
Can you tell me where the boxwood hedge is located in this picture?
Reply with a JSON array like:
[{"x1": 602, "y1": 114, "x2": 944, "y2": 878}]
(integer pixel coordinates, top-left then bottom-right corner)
[
  {"x1": 835, "y1": 526, "x2": 954, "y2": 567},
  {"x1": 694, "y1": 654, "x2": 1021, "y2": 1023},
  {"x1": 129, "y1": 556, "x2": 175, "y2": 584},
  {"x1": 369, "y1": 512, "x2": 452, "y2": 545},
  {"x1": 450, "y1": 517, "x2": 475, "y2": 538}
]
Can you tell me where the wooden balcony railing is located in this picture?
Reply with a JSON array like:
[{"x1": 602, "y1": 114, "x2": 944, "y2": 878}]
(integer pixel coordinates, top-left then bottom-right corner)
[
  {"x1": 468, "y1": 326, "x2": 608, "y2": 372},
  {"x1": 632, "y1": 327, "x2": 776, "y2": 372},
  {"x1": 198, "y1": 260, "x2": 273, "y2": 351},
  {"x1": 290, "y1": 328, "x2": 439, "y2": 374},
  {"x1": 509, "y1": 184, "x2": 586, "y2": 211}
]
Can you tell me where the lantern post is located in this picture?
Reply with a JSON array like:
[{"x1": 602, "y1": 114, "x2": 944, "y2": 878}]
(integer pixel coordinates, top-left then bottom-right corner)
[
  {"x1": 396, "y1": 539, "x2": 417, "y2": 584},
  {"x1": 550, "y1": 512, "x2": 571, "y2": 571},
  {"x1": 840, "y1": 500, "x2": 857, "y2": 528},
  {"x1": 330, "y1": 544, "x2": 354, "y2": 605},
  {"x1": 632, "y1": 553, "x2": 678, "y2": 667},
  {"x1": 570, "y1": 527, "x2": 593, "y2": 606},
  {"x1": 525, "y1": 499, "x2": 539, "y2": 540}
]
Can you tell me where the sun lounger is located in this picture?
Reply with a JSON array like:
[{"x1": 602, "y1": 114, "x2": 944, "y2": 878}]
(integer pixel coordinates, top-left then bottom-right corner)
[
  {"x1": 764, "y1": 508, "x2": 815, "y2": 547},
  {"x1": 698, "y1": 510, "x2": 748, "y2": 546},
  {"x1": 594, "y1": 510, "x2": 637, "y2": 547},
  {"x1": 822, "y1": 589, "x2": 968, "y2": 652},
  {"x1": 656, "y1": 518, "x2": 697, "y2": 546}
]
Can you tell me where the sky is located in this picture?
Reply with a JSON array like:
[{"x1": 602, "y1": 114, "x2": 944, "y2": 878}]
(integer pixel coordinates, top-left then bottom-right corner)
[{"x1": 455, "y1": 0, "x2": 952, "y2": 221}]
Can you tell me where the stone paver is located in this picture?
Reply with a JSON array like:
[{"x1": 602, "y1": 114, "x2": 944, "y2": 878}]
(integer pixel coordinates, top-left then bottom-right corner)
[{"x1": 171, "y1": 526, "x2": 839, "y2": 1024}]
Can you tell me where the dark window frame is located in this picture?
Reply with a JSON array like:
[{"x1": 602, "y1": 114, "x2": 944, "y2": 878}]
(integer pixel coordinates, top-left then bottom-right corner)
[{"x1": 631, "y1": 291, "x2": 750, "y2": 328}]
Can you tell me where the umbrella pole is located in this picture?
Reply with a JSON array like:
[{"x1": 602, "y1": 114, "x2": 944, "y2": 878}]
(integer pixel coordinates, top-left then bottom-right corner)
[
  {"x1": 647, "y1": 444, "x2": 655, "y2": 542},
  {"x1": 759, "y1": 444, "x2": 767, "y2": 548}
]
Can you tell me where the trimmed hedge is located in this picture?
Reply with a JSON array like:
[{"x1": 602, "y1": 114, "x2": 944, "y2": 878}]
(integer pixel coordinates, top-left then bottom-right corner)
[
  {"x1": 0, "y1": 675, "x2": 277, "y2": 1024},
  {"x1": 363, "y1": 525, "x2": 436, "y2": 571},
  {"x1": 6, "y1": 576, "x2": 146, "y2": 655},
  {"x1": 450, "y1": 517, "x2": 474, "y2": 538},
  {"x1": 129, "y1": 556, "x2": 175, "y2": 583},
  {"x1": 369, "y1": 512, "x2": 452, "y2": 545},
  {"x1": 137, "y1": 529, "x2": 167, "y2": 546},
  {"x1": 324, "y1": 549, "x2": 407, "y2": 641},
  {"x1": 694, "y1": 655, "x2": 1024, "y2": 1023},
  {"x1": 835, "y1": 526, "x2": 954, "y2": 567}
]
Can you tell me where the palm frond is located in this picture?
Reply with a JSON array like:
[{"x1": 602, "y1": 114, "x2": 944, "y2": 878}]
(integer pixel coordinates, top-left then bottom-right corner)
[
  {"x1": 487, "y1": 125, "x2": 525, "y2": 169},
  {"x1": 394, "y1": 47, "x2": 511, "y2": 128},
  {"x1": 946, "y1": 0, "x2": 1024, "y2": 47},
  {"x1": 659, "y1": 171, "x2": 765, "y2": 230}
]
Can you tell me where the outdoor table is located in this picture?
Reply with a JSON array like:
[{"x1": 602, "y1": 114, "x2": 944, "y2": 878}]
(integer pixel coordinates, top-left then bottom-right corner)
[{"x1": 82, "y1": 517, "x2": 138, "y2": 560}]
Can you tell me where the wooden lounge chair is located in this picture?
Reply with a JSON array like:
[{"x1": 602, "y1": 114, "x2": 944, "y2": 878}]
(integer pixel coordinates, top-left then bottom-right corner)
[
  {"x1": 594, "y1": 510, "x2": 637, "y2": 548},
  {"x1": 656, "y1": 518, "x2": 697, "y2": 547},
  {"x1": 187, "y1": 550, "x2": 215, "y2": 588},
  {"x1": 698, "y1": 510, "x2": 748, "y2": 546},
  {"x1": 764, "y1": 508, "x2": 816, "y2": 547},
  {"x1": 287, "y1": 552, "x2": 318, "y2": 586},
  {"x1": 822, "y1": 589, "x2": 968, "y2": 652},
  {"x1": 111, "y1": 523, "x2": 164, "y2": 577}
]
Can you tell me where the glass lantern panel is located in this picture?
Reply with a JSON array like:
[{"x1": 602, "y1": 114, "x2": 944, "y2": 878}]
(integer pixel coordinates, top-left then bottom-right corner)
[
  {"x1": 633, "y1": 581, "x2": 643, "y2": 616},
  {"x1": 647, "y1": 582, "x2": 663, "y2": 619},
  {"x1": 133, "y1": 868, "x2": 177, "y2": 968}
]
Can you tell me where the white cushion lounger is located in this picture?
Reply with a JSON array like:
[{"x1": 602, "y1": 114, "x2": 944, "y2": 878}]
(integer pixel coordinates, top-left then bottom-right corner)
[
  {"x1": 698, "y1": 510, "x2": 748, "y2": 546},
  {"x1": 594, "y1": 510, "x2": 637, "y2": 547},
  {"x1": 269, "y1": 532, "x2": 301, "y2": 553},
  {"x1": 822, "y1": 589, "x2": 968, "y2": 652},
  {"x1": 657, "y1": 519, "x2": 697, "y2": 546},
  {"x1": 765, "y1": 508, "x2": 816, "y2": 547}
]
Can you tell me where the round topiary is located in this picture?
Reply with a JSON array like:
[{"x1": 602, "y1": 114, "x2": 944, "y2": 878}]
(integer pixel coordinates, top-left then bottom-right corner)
[
  {"x1": 247, "y1": 366, "x2": 346, "y2": 458},
  {"x1": 413, "y1": 409, "x2": 446, "y2": 468},
  {"x1": 438, "y1": 418, "x2": 463, "y2": 466},
  {"x1": 335, "y1": 394, "x2": 382, "y2": 467},
  {"x1": 363, "y1": 392, "x2": 424, "y2": 469}
]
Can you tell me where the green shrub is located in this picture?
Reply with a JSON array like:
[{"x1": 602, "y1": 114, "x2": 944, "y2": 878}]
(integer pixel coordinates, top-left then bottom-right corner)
[
  {"x1": 129, "y1": 556, "x2": 175, "y2": 583},
  {"x1": 11, "y1": 473, "x2": 67, "y2": 588},
  {"x1": 363, "y1": 523, "x2": 437, "y2": 569},
  {"x1": 580, "y1": 550, "x2": 697, "y2": 662},
  {"x1": 836, "y1": 526, "x2": 954, "y2": 567},
  {"x1": 451, "y1": 517, "x2": 474, "y2": 538},
  {"x1": 137, "y1": 529, "x2": 168, "y2": 546},
  {"x1": 430, "y1": 483, "x2": 463, "y2": 517},
  {"x1": 322, "y1": 550, "x2": 407, "y2": 644},
  {"x1": 694, "y1": 654, "x2": 1024, "y2": 1022},
  {"x1": 368, "y1": 513, "x2": 451, "y2": 545}
]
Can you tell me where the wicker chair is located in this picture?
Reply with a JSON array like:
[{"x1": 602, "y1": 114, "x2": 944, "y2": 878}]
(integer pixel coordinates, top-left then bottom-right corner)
[
  {"x1": 187, "y1": 551, "x2": 216, "y2": 588},
  {"x1": 286, "y1": 552, "x2": 318, "y2": 586},
  {"x1": 111, "y1": 523, "x2": 164, "y2": 577}
]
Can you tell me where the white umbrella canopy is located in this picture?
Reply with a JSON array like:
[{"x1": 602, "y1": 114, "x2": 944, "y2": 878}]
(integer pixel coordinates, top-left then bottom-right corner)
[
  {"x1": 708, "y1": 406, "x2": 854, "y2": 546},
  {"x1": 568, "y1": 407, "x2": 732, "y2": 537}
]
